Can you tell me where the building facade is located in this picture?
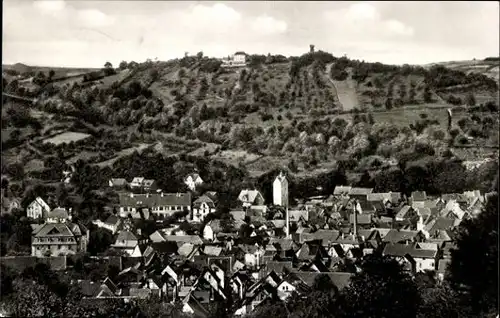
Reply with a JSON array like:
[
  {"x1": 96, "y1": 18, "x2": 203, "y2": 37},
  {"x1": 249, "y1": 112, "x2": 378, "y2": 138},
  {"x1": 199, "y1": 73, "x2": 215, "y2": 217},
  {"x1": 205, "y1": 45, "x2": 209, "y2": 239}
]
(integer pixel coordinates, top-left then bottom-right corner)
[{"x1": 26, "y1": 197, "x2": 51, "y2": 219}]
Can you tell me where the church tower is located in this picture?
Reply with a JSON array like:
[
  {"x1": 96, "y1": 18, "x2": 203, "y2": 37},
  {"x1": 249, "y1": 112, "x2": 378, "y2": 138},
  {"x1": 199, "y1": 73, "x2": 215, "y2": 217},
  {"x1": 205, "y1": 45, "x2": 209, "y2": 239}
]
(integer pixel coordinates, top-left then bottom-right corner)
[
  {"x1": 273, "y1": 171, "x2": 288, "y2": 207},
  {"x1": 273, "y1": 171, "x2": 290, "y2": 238}
]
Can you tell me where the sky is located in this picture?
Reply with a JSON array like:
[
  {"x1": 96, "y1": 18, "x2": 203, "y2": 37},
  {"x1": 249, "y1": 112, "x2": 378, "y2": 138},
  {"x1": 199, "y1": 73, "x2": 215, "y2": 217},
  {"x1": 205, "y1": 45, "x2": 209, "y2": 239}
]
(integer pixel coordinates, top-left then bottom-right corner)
[{"x1": 3, "y1": 1, "x2": 499, "y2": 68}]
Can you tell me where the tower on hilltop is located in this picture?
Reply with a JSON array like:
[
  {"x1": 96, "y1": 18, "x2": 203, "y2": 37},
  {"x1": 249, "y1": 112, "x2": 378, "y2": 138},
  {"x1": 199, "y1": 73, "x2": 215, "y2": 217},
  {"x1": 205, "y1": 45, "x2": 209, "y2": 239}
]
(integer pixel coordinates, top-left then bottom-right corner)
[{"x1": 310, "y1": 44, "x2": 315, "y2": 53}]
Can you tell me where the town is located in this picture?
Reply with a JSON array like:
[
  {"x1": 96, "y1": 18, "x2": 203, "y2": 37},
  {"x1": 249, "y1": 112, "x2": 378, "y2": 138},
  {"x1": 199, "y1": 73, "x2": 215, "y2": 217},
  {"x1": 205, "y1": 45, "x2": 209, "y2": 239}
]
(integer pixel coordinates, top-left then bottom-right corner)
[
  {"x1": 1, "y1": 167, "x2": 495, "y2": 316},
  {"x1": 2, "y1": 1, "x2": 499, "y2": 317}
]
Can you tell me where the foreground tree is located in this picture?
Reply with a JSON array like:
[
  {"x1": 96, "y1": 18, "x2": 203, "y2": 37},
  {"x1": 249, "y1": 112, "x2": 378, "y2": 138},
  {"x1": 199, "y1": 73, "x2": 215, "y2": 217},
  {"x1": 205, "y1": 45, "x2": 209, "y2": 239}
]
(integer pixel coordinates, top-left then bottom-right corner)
[
  {"x1": 338, "y1": 253, "x2": 420, "y2": 318},
  {"x1": 448, "y1": 193, "x2": 498, "y2": 315}
]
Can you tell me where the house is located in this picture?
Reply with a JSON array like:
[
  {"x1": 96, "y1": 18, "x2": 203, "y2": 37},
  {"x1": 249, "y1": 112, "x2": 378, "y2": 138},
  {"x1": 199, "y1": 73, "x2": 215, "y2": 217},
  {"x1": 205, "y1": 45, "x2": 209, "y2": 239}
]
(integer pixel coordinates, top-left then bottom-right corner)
[
  {"x1": 234, "y1": 51, "x2": 246, "y2": 64},
  {"x1": 184, "y1": 173, "x2": 204, "y2": 191},
  {"x1": 109, "y1": 178, "x2": 128, "y2": 189},
  {"x1": 241, "y1": 245, "x2": 265, "y2": 268},
  {"x1": 440, "y1": 200, "x2": 467, "y2": 220},
  {"x1": 111, "y1": 231, "x2": 142, "y2": 257},
  {"x1": 348, "y1": 187, "x2": 373, "y2": 207},
  {"x1": 383, "y1": 229, "x2": 425, "y2": 244},
  {"x1": 349, "y1": 213, "x2": 372, "y2": 228},
  {"x1": 333, "y1": 186, "x2": 352, "y2": 196},
  {"x1": 31, "y1": 220, "x2": 89, "y2": 257},
  {"x1": 2, "y1": 197, "x2": 20, "y2": 215},
  {"x1": 382, "y1": 243, "x2": 416, "y2": 273},
  {"x1": 273, "y1": 171, "x2": 288, "y2": 207},
  {"x1": 394, "y1": 205, "x2": 418, "y2": 222},
  {"x1": 192, "y1": 195, "x2": 216, "y2": 222},
  {"x1": 118, "y1": 192, "x2": 191, "y2": 220},
  {"x1": 46, "y1": 207, "x2": 71, "y2": 223},
  {"x1": 26, "y1": 197, "x2": 51, "y2": 219},
  {"x1": 410, "y1": 242, "x2": 440, "y2": 272},
  {"x1": 130, "y1": 177, "x2": 145, "y2": 188},
  {"x1": 383, "y1": 242, "x2": 439, "y2": 274},
  {"x1": 203, "y1": 220, "x2": 223, "y2": 241},
  {"x1": 221, "y1": 52, "x2": 247, "y2": 67},
  {"x1": 276, "y1": 275, "x2": 310, "y2": 300},
  {"x1": 238, "y1": 189, "x2": 265, "y2": 207},
  {"x1": 410, "y1": 191, "x2": 427, "y2": 207},
  {"x1": 92, "y1": 215, "x2": 122, "y2": 234},
  {"x1": 182, "y1": 292, "x2": 209, "y2": 317}
]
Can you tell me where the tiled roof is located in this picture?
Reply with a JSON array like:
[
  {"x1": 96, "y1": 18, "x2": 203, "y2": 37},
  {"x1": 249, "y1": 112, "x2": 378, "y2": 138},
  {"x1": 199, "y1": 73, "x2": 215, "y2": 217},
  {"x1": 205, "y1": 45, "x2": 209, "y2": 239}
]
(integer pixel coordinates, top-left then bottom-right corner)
[
  {"x1": 193, "y1": 195, "x2": 215, "y2": 208},
  {"x1": 118, "y1": 192, "x2": 191, "y2": 208},
  {"x1": 266, "y1": 261, "x2": 292, "y2": 274},
  {"x1": 229, "y1": 210, "x2": 245, "y2": 222},
  {"x1": 48, "y1": 208, "x2": 69, "y2": 219},
  {"x1": 349, "y1": 187, "x2": 373, "y2": 196},
  {"x1": 411, "y1": 191, "x2": 427, "y2": 202},
  {"x1": 202, "y1": 246, "x2": 223, "y2": 256},
  {"x1": 163, "y1": 235, "x2": 203, "y2": 245},
  {"x1": 383, "y1": 229, "x2": 421, "y2": 243},
  {"x1": 290, "y1": 271, "x2": 352, "y2": 290},
  {"x1": 104, "y1": 215, "x2": 120, "y2": 226},
  {"x1": 425, "y1": 217, "x2": 455, "y2": 233},
  {"x1": 115, "y1": 230, "x2": 138, "y2": 242},
  {"x1": 349, "y1": 213, "x2": 372, "y2": 224},
  {"x1": 238, "y1": 189, "x2": 263, "y2": 204},
  {"x1": 333, "y1": 186, "x2": 352, "y2": 195},
  {"x1": 382, "y1": 243, "x2": 414, "y2": 257},
  {"x1": 34, "y1": 223, "x2": 79, "y2": 237},
  {"x1": 110, "y1": 178, "x2": 127, "y2": 186},
  {"x1": 395, "y1": 206, "x2": 413, "y2": 219}
]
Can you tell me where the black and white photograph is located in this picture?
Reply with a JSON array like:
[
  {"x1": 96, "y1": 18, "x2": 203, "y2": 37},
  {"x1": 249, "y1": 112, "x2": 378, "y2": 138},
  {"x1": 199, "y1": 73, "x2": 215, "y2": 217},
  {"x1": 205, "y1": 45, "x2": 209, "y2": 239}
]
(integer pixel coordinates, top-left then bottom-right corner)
[{"x1": 1, "y1": 1, "x2": 499, "y2": 317}]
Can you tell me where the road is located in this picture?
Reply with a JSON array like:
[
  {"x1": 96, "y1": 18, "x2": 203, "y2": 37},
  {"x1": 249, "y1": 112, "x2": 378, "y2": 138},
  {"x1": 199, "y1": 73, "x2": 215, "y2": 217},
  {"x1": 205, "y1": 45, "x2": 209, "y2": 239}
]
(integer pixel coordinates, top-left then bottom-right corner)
[{"x1": 325, "y1": 63, "x2": 360, "y2": 111}]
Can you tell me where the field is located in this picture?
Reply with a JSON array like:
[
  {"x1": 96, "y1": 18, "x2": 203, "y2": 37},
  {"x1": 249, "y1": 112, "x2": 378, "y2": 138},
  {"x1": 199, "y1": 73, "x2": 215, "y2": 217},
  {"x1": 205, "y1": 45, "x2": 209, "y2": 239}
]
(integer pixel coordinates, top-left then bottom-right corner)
[
  {"x1": 95, "y1": 143, "x2": 151, "y2": 168},
  {"x1": 42, "y1": 132, "x2": 91, "y2": 145},
  {"x1": 212, "y1": 150, "x2": 262, "y2": 167}
]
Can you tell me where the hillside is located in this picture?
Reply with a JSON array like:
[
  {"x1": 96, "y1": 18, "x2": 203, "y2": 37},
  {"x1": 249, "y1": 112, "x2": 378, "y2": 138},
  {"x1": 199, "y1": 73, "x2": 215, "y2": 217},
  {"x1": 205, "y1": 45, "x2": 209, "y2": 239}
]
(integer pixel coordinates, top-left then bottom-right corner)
[
  {"x1": 423, "y1": 58, "x2": 500, "y2": 82},
  {"x1": 2, "y1": 52, "x2": 499, "y2": 186}
]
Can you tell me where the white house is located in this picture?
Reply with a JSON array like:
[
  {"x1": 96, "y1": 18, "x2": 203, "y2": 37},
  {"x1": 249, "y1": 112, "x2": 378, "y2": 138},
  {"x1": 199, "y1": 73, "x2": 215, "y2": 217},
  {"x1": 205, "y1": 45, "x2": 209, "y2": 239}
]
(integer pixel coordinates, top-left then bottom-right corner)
[
  {"x1": 26, "y1": 197, "x2": 51, "y2": 219},
  {"x1": 130, "y1": 177, "x2": 145, "y2": 188},
  {"x1": 192, "y1": 195, "x2": 216, "y2": 222},
  {"x1": 273, "y1": 171, "x2": 288, "y2": 207},
  {"x1": 111, "y1": 230, "x2": 142, "y2": 257},
  {"x1": 276, "y1": 280, "x2": 296, "y2": 300},
  {"x1": 92, "y1": 215, "x2": 122, "y2": 234},
  {"x1": 238, "y1": 189, "x2": 265, "y2": 207},
  {"x1": 202, "y1": 220, "x2": 222, "y2": 241},
  {"x1": 184, "y1": 173, "x2": 204, "y2": 191},
  {"x1": 233, "y1": 51, "x2": 246, "y2": 64},
  {"x1": 118, "y1": 192, "x2": 191, "y2": 220}
]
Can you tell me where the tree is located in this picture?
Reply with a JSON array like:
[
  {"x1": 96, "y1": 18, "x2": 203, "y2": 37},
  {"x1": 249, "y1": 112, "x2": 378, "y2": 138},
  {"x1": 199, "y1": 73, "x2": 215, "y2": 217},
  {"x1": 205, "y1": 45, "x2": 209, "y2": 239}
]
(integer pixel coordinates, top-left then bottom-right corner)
[
  {"x1": 417, "y1": 283, "x2": 472, "y2": 318},
  {"x1": 465, "y1": 92, "x2": 476, "y2": 107},
  {"x1": 448, "y1": 193, "x2": 498, "y2": 315},
  {"x1": 339, "y1": 253, "x2": 420, "y2": 318},
  {"x1": 48, "y1": 69, "x2": 55, "y2": 79},
  {"x1": 104, "y1": 61, "x2": 113, "y2": 69},
  {"x1": 119, "y1": 61, "x2": 128, "y2": 70},
  {"x1": 88, "y1": 227, "x2": 114, "y2": 255}
]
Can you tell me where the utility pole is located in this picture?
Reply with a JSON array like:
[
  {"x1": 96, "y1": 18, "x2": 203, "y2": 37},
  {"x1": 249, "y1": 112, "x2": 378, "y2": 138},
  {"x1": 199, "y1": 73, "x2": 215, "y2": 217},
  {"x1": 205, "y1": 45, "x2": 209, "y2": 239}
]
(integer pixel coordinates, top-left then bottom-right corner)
[{"x1": 353, "y1": 199, "x2": 358, "y2": 239}]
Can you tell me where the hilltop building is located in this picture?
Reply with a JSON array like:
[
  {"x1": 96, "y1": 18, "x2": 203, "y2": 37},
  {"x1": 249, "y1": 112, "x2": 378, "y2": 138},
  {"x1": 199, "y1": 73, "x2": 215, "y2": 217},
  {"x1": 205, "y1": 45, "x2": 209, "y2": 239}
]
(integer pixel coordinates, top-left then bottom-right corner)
[{"x1": 221, "y1": 51, "x2": 247, "y2": 67}]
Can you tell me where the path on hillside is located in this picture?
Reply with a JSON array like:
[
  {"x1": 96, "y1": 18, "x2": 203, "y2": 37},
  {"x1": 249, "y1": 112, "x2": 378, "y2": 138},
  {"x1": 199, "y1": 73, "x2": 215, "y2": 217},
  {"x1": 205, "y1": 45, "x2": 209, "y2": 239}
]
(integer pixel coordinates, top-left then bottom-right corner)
[
  {"x1": 2, "y1": 92, "x2": 36, "y2": 104},
  {"x1": 325, "y1": 63, "x2": 359, "y2": 111}
]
